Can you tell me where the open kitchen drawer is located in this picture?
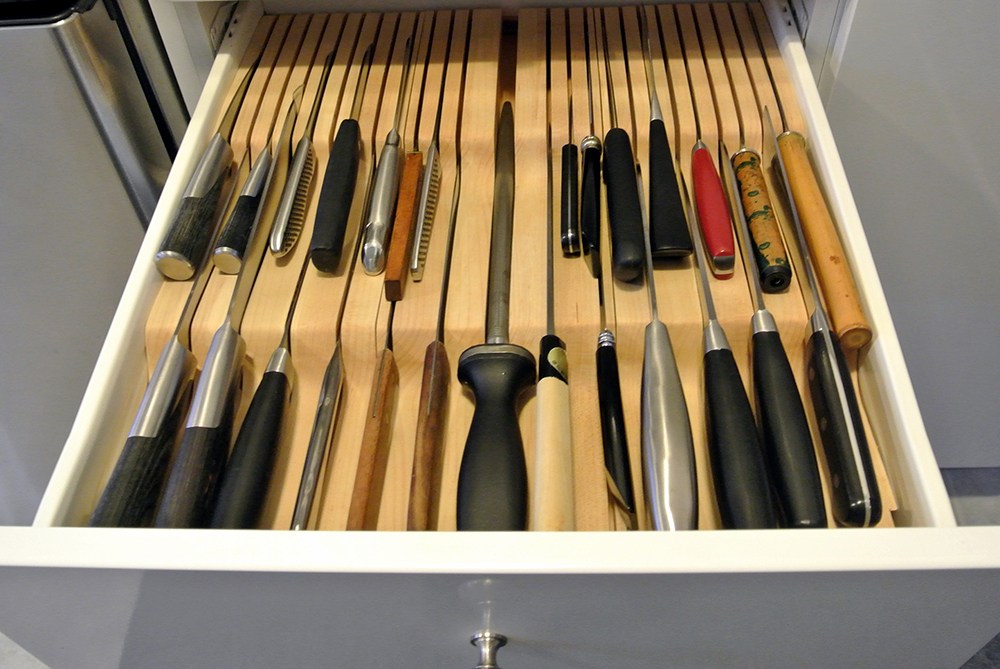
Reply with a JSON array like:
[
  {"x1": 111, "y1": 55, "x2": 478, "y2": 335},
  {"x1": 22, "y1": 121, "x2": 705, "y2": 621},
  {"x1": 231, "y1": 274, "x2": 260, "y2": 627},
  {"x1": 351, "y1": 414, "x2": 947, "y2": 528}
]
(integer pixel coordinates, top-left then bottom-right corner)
[{"x1": 7, "y1": 1, "x2": 1000, "y2": 667}]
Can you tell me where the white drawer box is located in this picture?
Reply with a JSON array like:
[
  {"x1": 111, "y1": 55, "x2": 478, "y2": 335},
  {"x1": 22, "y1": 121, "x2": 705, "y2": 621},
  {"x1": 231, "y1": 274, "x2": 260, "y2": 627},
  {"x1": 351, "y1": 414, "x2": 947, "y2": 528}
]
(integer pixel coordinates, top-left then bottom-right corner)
[{"x1": 7, "y1": 2, "x2": 1000, "y2": 667}]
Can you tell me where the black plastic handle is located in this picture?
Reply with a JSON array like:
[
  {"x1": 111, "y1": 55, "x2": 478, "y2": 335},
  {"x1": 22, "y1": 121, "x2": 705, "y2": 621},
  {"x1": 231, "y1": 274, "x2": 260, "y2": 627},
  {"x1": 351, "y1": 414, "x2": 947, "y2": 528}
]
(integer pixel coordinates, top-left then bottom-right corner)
[
  {"x1": 806, "y1": 329, "x2": 882, "y2": 527},
  {"x1": 456, "y1": 344, "x2": 536, "y2": 531},
  {"x1": 213, "y1": 192, "x2": 263, "y2": 274},
  {"x1": 602, "y1": 127, "x2": 645, "y2": 282},
  {"x1": 211, "y1": 370, "x2": 289, "y2": 529},
  {"x1": 580, "y1": 144, "x2": 602, "y2": 278},
  {"x1": 561, "y1": 143, "x2": 580, "y2": 257},
  {"x1": 154, "y1": 421, "x2": 233, "y2": 528},
  {"x1": 157, "y1": 179, "x2": 226, "y2": 281},
  {"x1": 752, "y1": 331, "x2": 826, "y2": 528},
  {"x1": 311, "y1": 118, "x2": 362, "y2": 273},
  {"x1": 648, "y1": 119, "x2": 692, "y2": 258},
  {"x1": 596, "y1": 340, "x2": 635, "y2": 514},
  {"x1": 704, "y1": 348, "x2": 779, "y2": 529},
  {"x1": 89, "y1": 395, "x2": 189, "y2": 527}
]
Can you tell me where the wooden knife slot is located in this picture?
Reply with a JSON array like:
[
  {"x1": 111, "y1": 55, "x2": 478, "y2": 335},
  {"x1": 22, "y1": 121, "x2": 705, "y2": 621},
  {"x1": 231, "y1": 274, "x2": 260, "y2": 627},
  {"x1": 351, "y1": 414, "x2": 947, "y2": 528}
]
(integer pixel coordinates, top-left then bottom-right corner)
[{"x1": 103, "y1": 5, "x2": 898, "y2": 531}]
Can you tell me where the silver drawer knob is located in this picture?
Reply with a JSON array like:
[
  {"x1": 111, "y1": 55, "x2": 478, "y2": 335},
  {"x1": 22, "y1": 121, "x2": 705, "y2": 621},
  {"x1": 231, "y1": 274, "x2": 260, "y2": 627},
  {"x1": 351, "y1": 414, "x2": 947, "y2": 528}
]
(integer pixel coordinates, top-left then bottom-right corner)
[{"x1": 471, "y1": 632, "x2": 507, "y2": 669}]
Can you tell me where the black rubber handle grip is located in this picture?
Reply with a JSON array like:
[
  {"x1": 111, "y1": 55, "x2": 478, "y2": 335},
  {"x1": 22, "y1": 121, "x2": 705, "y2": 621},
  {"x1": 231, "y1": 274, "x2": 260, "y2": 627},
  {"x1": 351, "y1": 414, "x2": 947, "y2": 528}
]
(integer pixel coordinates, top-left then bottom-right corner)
[
  {"x1": 157, "y1": 177, "x2": 226, "y2": 281},
  {"x1": 154, "y1": 422, "x2": 232, "y2": 528},
  {"x1": 752, "y1": 331, "x2": 826, "y2": 528},
  {"x1": 602, "y1": 128, "x2": 645, "y2": 282},
  {"x1": 456, "y1": 345, "x2": 536, "y2": 531},
  {"x1": 213, "y1": 192, "x2": 262, "y2": 273},
  {"x1": 89, "y1": 393, "x2": 189, "y2": 527},
  {"x1": 561, "y1": 143, "x2": 580, "y2": 256},
  {"x1": 211, "y1": 370, "x2": 289, "y2": 529},
  {"x1": 311, "y1": 119, "x2": 361, "y2": 273},
  {"x1": 580, "y1": 144, "x2": 602, "y2": 278},
  {"x1": 704, "y1": 348, "x2": 779, "y2": 529},
  {"x1": 596, "y1": 341, "x2": 635, "y2": 514},
  {"x1": 807, "y1": 329, "x2": 882, "y2": 527},
  {"x1": 647, "y1": 119, "x2": 692, "y2": 258}
]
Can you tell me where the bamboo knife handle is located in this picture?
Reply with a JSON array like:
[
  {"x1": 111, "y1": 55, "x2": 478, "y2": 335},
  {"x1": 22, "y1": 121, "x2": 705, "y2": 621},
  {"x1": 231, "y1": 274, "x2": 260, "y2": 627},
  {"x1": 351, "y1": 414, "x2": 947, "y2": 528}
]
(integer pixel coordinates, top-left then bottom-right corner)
[
  {"x1": 346, "y1": 347, "x2": 399, "y2": 530},
  {"x1": 777, "y1": 132, "x2": 871, "y2": 349},
  {"x1": 385, "y1": 153, "x2": 423, "y2": 301},
  {"x1": 407, "y1": 340, "x2": 450, "y2": 531},
  {"x1": 532, "y1": 335, "x2": 575, "y2": 531}
]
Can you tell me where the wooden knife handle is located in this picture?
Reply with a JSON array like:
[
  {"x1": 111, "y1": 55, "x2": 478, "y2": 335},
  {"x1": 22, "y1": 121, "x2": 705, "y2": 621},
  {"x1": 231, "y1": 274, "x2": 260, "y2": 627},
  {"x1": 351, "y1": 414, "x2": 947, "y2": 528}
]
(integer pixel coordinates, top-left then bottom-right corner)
[
  {"x1": 346, "y1": 348, "x2": 399, "y2": 530},
  {"x1": 732, "y1": 149, "x2": 792, "y2": 293},
  {"x1": 385, "y1": 153, "x2": 424, "y2": 301},
  {"x1": 531, "y1": 335, "x2": 575, "y2": 531},
  {"x1": 777, "y1": 132, "x2": 871, "y2": 349},
  {"x1": 407, "y1": 340, "x2": 450, "y2": 531}
]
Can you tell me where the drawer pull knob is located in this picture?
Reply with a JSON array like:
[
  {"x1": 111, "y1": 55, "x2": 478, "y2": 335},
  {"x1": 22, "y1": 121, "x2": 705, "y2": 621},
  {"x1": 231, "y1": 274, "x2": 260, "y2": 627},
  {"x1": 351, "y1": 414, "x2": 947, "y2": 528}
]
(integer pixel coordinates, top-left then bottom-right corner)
[{"x1": 471, "y1": 632, "x2": 507, "y2": 669}]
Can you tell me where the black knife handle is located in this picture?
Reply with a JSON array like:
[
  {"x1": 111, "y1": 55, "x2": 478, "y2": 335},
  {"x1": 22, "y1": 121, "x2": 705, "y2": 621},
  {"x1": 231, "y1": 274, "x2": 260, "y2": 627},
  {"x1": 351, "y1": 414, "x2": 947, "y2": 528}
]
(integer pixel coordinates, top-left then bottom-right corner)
[
  {"x1": 752, "y1": 331, "x2": 826, "y2": 528},
  {"x1": 704, "y1": 348, "x2": 779, "y2": 529},
  {"x1": 648, "y1": 119, "x2": 692, "y2": 258},
  {"x1": 580, "y1": 143, "x2": 602, "y2": 278},
  {"x1": 596, "y1": 337, "x2": 635, "y2": 514},
  {"x1": 211, "y1": 370, "x2": 289, "y2": 529},
  {"x1": 807, "y1": 329, "x2": 882, "y2": 527},
  {"x1": 311, "y1": 119, "x2": 362, "y2": 273},
  {"x1": 602, "y1": 128, "x2": 645, "y2": 282},
  {"x1": 456, "y1": 344, "x2": 536, "y2": 531},
  {"x1": 89, "y1": 391, "x2": 189, "y2": 527},
  {"x1": 213, "y1": 192, "x2": 263, "y2": 274},
  {"x1": 561, "y1": 143, "x2": 580, "y2": 256}
]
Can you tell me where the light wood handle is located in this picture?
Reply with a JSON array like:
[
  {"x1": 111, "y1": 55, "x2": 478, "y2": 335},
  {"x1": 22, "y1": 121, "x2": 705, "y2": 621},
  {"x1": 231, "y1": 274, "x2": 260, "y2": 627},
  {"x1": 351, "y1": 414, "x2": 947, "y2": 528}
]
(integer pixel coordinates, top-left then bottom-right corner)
[
  {"x1": 531, "y1": 336, "x2": 575, "y2": 531},
  {"x1": 778, "y1": 132, "x2": 872, "y2": 349},
  {"x1": 384, "y1": 153, "x2": 424, "y2": 301},
  {"x1": 346, "y1": 348, "x2": 399, "y2": 530},
  {"x1": 407, "y1": 340, "x2": 450, "y2": 531}
]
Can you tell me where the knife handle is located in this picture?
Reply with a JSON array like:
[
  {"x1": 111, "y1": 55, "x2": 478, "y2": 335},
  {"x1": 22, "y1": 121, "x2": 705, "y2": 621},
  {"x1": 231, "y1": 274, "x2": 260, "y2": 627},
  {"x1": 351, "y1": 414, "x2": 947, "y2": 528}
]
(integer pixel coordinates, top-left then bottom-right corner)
[
  {"x1": 752, "y1": 330, "x2": 826, "y2": 528},
  {"x1": 778, "y1": 132, "x2": 871, "y2": 349},
  {"x1": 641, "y1": 320, "x2": 698, "y2": 531},
  {"x1": 346, "y1": 348, "x2": 400, "y2": 530},
  {"x1": 580, "y1": 141, "x2": 602, "y2": 278},
  {"x1": 156, "y1": 134, "x2": 233, "y2": 281},
  {"x1": 311, "y1": 119, "x2": 362, "y2": 273},
  {"x1": 407, "y1": 341, "x2": 450, "y2": 531},
  {"x1": 291, "y1": 343, "x2": 345, "y2": 530},
  {"x1": 561, "y1": 143, "x2": 581, "y2": 256},
  {"x1": 456, "y1": 344, "x2": 535, "y2": 531},
  {"x1": 692, "y1": 145, "x2": 735, "y2": 278},
  {"x1": 154, "y1": 324, "x2": 245, "y2": 528},
  {"x1": 732, "y1": 150, "x2": 792, "y2": 293},
  {"x1": 602, "y1": 128, "x2": 645, "y2": 282},
  {"x1": 596, "y1": 333, "x2": 634, "y2": 515},
  {"x1": 532, "y1": 334, "x2": 575, "y2": 531},
  {"x1": 648, "y1": 119, "x2": 692, "y2": 257},
  {"x1": 704, "y1": 346, "x2": 779, "y2": 529},
  {"x1": 90, "y1": 338, "x2": 196, "y2": 527},
  {"x1": 806, "y1": 327, "x2": 882, "y2": 527},
  {"x1": 211, "y1": 367, "x2": 290, "y2": 529},
  {"x1": 213, "y1": 192, "x2": 263, "y2": 274},
  {"x1": 385, "y1": 153, "x2": 423, "y2": 301}
]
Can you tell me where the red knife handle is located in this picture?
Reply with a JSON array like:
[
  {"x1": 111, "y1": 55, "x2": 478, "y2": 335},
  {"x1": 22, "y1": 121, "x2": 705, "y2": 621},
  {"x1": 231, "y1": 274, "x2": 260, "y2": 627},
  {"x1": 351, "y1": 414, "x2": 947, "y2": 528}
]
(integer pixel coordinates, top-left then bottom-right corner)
[{"x1": 692, "y1": 146, "x2": 735, "y2": 278}]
